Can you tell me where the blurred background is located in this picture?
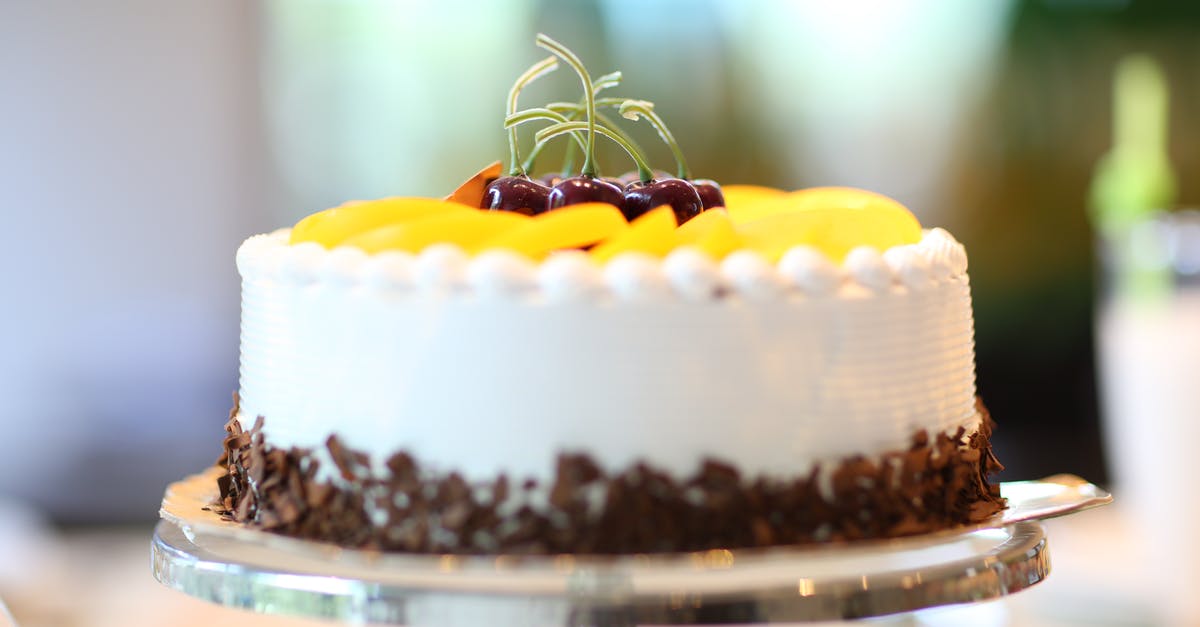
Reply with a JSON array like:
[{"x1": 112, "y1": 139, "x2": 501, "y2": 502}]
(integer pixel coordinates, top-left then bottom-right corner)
[{"x1": 2, "y1": 0, "x2": 1198, "y2": 625}]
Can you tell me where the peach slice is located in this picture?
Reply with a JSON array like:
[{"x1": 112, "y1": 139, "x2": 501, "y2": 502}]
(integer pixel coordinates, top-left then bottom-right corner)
[
  {"x1": 590, "y1": 206, "x2": 679, "y2": 262},
  {"x1": 444, "y1": 161, "x2": 503, "y2": 208},
  {"x1": 290, "y1": 197, "x2": 474, "y2": 248},
  {"x1": 736, "y1": 187, "x2": 922, "y2": 262},
  {"x1": 344, "y1": 210, "x2": 531, "y2": 254},
  {"x1": 720, "y1": 184, "x2": 787, "y2": 219},
  {"x1": 481, "y1": 203, "x2": 628, "y2": 259},
  {"x1": 674, "y1": 209, "x2": 742, "y2": 259}
]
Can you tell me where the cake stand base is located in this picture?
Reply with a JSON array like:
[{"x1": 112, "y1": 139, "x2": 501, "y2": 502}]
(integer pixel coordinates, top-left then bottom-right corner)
[{"x1": 150, "y1": 470, "x2": 1110, "y2": 624}]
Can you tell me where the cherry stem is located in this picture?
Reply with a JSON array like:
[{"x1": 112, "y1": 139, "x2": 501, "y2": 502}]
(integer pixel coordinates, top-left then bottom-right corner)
[
  {"x1": 524, "y1": 110, "x2": 579, "y2": 174},
  {"x1": 535, "y1": 120, "x2": 654, "y2": 182},
  {"x1": 560, "y1": 135, "x2": 577, "y2": 177},
  {"x1": 547, "y1": 102, "x2": 649, "y2": 165},
  {"x1": 505, "y1": 56, "x2": 558, "y2": 176},
  {"x1": 523, "y1": 71, "x2": 622, "y2": 175},
  {"x1": 536, "y1": 34, "x2": 597, "y2": 177},
  {"x1": 593, "y1": 71, "x2": 623, "y2": 93},
  {"x1": 519, "y1": 108, "x2": 577, "y2": 175},
  {"x1": 619, "y1": 99, "x2": 691, "y2": 180},
  {"x1": 505, "y1": 108, "x2": 588, "y2": 153}
]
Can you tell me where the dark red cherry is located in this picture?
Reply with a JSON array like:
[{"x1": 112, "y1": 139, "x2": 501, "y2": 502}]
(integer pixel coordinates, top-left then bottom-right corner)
[
  {"x1": 691, "y1": 178, "x2": 725, "y2": 210},
  {"x1": 482, "y1": 176, "x2": 550, "y2": 215},
  {"x1": 622, "y1": 178, "x2": 703, "y2": 224},
  {"x1": 547, "y1": 175, "x2": 625, "y2": 211}
]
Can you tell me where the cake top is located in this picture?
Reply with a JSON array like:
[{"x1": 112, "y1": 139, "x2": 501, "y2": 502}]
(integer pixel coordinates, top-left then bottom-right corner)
[{"x1": 283, "y1": 34, "x2": 923, "y2": 267}]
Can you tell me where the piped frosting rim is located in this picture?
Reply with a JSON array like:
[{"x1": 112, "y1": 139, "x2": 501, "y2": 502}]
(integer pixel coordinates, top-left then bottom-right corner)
[{"x1": 236, "y1": 228, "x2": 968, "y2": 302}]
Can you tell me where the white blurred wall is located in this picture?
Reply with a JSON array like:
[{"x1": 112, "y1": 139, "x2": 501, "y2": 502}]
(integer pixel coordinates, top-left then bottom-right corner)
[{"x1": 0, "y1": 1, "x2": 267, "y2": 519}]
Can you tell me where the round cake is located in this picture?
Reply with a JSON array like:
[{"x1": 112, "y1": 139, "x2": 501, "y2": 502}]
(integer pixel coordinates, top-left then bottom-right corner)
[{"x1": 214, "y1": 34, "x2": 1005, "y2": 554}]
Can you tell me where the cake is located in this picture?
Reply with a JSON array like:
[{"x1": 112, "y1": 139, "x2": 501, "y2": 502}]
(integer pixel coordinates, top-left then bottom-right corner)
[{"x1": 214, "y1": 34, "x2": 1005, "y2": 554}]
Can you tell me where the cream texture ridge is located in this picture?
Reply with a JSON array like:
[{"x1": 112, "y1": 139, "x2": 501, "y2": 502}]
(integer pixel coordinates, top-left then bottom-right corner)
[{"x1": 234, "y1": 229, "x2": 979, "y2": 484}]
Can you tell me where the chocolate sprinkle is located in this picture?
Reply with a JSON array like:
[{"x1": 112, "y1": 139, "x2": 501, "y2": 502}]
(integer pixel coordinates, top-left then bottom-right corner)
[{"x1": 215, "y1": 396, "x2": 1006, "y2": 554}]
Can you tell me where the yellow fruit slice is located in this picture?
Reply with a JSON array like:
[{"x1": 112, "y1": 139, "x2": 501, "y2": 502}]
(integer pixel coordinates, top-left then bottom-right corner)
[
  {"x1": 288, "y1": 202, "x2": 348, "y2": 244},
  {"x1": 481, "y1": 203, "x2": 629, "y2": 259},
  {"x1": 786, "y1": 187, "x2": 910, "y2": 213},
  {"x1": 674, "y1": 209, "x2": 742, "y2": 259},
  {"x1": 590, "y1": 206, "x2": 679, "y2": 262},
  {"x1": 675, "y1": 207, "x2": 726, "y2": 239},
  {"x1": 444, "y1": 161, "x2": 502, "y2": 207},
  {"x1": 737, "y1": 187, "x2": 922, "y2": 262},
  {"x1": 343, "y1": 211, "x2": 531, "y2": 254},
  {"x1": 729, "y1": 186, "x2": 905, "y2": 226},
  {"x1": 720, "y1": 184, "x2": 787, "y2": 220},
  {"x1": 289, "y1": 197, "x2": 474, "y2": 248}
]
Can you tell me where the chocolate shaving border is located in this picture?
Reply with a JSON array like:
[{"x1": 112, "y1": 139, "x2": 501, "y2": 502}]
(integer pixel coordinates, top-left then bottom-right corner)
[{"x1": 215, "y1": 396, "x2": 1006, "y2": 554}]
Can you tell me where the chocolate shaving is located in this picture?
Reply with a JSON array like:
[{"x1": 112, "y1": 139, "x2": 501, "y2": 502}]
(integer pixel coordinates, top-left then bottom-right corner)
[{"x1": 214, "y1": 398, "x2": 1007, "y2": 554}]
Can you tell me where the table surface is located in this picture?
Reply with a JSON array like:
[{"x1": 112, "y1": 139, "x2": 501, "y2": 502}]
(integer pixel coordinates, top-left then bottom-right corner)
[{"x1": 0, "y1": 503, "x2": 1161, "y2": 627}]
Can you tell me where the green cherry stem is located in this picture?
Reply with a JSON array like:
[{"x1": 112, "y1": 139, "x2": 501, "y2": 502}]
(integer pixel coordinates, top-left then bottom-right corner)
[
  {"x1": 593, "y1": 70, "x2": 622, "y2": 93},
  {"x1": 596, "y1": 110, "x2": 649, "y2": 164},
  {"x1": 523, "y1": 107, "x2": 580, "y2": 174},
  {"x1": 535, "y1": 121, "x2": 654, "y2": 182},
  {"x1": 559, "y1": 133, "x2": 577, "y2": 177},
  {"x1": 504, "y1": 108, "x2": 588, "y2": 153},
  {"x1": 546, "y1": 102, "x2": 650, "y2": 165},
  {"x1": 536, "y1": 34, "x2": 598, "y2": 177},
  {"x1": 523, "y1": 72, "x2": 622, "y2": 175},
  {"x1": 505, "y1": 56, "x2": 558, "y2": 176},
  {"x1": 595, "y1": 96, "x2": 632, "y2": 108},
  {"x1": 619, "y1": 99, "x2": 691, "y2": 180}
]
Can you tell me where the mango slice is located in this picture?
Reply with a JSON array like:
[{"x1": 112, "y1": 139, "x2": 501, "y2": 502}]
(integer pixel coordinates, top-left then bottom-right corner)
[
  {"x1": 344, "y1": 210, "x2": 531, "y2": 254},
  {"x1": 674, "y1": 209, "x2": 742, "y2": 259},
  {"x1": 288, "y1": 178, "x2": 922, "y2": 265},
  {"x1": 444, "y1": 161, "x2": 502, "y2": 207},
  {"x1": 590, "y1": 206, "x2": 679, "y2": 262},
  {"x1": 720, "y1": 184, "x2": 787, "y2": 219},
  {"x1": 481, "y1": 203, "x2": 628, "y2": 259},
  {"x1": 736, "y1": 187, "x2": 922, "y2": 262},
  {"x1": 290, "y1": 197, "x2": 474, "y2": 248}
]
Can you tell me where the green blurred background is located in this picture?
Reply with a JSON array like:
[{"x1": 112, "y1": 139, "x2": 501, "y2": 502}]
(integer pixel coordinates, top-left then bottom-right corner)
[{"x1": 4, "y1": 0, "x2": 1200, "y2": 522}]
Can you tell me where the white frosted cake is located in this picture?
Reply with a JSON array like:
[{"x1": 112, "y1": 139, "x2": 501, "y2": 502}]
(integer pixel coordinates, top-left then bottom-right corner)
[
  {"x1": 234, "y1": 227, "x2": 977, "y2": 487},
  {"x1": 214, "y1": 34, "x2": 1004, "y2": 553},
  {"x1": 218, "y1": 202, "x2": 1004, "y2": 553}
]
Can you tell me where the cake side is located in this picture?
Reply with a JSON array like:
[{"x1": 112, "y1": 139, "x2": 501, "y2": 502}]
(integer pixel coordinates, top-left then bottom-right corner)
[
  {"x1": 234, "y1": 228, "x2": 977, "y2": 484},
  {"x1": 216, "y1": 397, "x2": 1004, "y2": 554}
]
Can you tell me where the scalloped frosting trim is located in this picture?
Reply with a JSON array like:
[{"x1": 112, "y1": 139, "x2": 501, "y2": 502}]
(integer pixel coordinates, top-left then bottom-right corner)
[{"x1": 237, "y1": 227, "x2": 968, "y2": 302}]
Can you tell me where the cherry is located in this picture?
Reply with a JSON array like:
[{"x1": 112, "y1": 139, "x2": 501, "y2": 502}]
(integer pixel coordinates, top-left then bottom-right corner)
[
  {"x1": 482, "y1": 175, "x2": 551, "y2": 215},
  {"x1": 691, "y1": 178, "x2": 726, "y2": 210},
  {"x1": 548, "y1": 175, "x2": 625, "y2": 210},
  {"x1": 623, "y1": 178, "x2": 703, "y2": 223},
  {"x1": 614, "y1": 100, "x2": 721, "y2": 213}
]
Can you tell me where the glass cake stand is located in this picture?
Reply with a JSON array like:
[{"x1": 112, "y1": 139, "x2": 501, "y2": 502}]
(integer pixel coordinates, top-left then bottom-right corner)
[{"x1": 151, "y1": 469, "x2": 1110, "y2": 625}]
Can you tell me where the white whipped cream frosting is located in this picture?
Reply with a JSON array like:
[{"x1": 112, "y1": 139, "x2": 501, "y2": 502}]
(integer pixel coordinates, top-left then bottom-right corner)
[{"x1": 236, "y1": 228, "x2": 981, "y2": 482}]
